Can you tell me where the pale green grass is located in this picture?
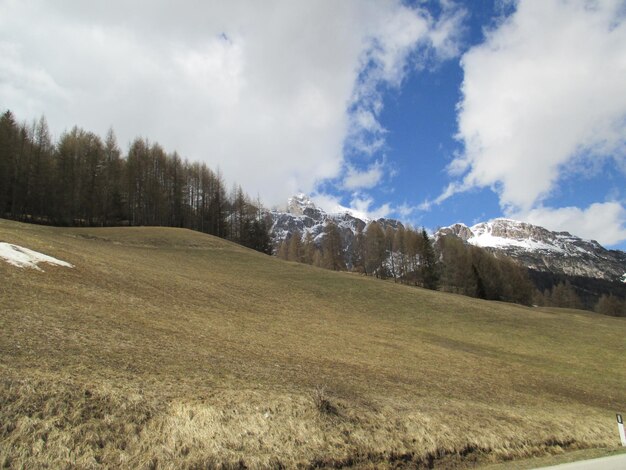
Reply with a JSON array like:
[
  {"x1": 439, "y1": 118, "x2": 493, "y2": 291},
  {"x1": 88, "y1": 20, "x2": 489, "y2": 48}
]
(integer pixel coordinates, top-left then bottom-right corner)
[{"x1": 1, "y1": 218, "x2": 625, "y2": 468}]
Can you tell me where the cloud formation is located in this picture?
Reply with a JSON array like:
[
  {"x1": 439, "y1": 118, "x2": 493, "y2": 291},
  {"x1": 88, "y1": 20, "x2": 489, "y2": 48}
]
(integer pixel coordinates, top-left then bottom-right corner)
[
  {"x1": 310, "y1": 192, "x2": 391, "y2": 221},
  {"x1": 0, "y1": 0, "x2": 458, "y2": 207},
  {"x1": 342, "y1": 160, "x2": 385, "y2": 190},
  {"x1": 444, "y1": 0, "x2": 626, "y2": 244}
]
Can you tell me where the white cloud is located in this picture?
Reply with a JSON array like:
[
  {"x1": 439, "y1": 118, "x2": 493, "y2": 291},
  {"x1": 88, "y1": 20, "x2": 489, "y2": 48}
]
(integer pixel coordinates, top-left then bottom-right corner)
[
  {"x1": 350, "y1": 195, "x2": 392, "y2": 220},
  {"x1": 510, "y1": 202, "x2": 626, "y2": 246},
  {"x1": 427, "y1": 0, "x2": 467, "y2": 62},
  {"x1": 311, "y1": 192, "x2": 392, "y2": 221},
  {"x1": 0, "y1": 0, "x2": 462, "y2": 207},
  {"x1": 342, "y1": 160, "x2": 385, "y2": 190},
  {"x1": 418, "y1": 179, "x2": 472, "y2": 211},
  {"x1": 448, "y1": 0, "x2": 626, "y2": 212}
]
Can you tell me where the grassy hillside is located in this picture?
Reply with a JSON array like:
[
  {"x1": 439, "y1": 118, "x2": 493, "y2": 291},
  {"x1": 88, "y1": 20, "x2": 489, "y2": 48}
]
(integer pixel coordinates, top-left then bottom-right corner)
[{"x1": 1, "y1": 218, "x2": 625, "y2": 469}]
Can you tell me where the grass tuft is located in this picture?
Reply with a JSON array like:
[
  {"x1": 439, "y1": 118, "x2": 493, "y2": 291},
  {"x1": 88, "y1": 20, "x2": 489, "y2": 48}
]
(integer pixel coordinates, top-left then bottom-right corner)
[{"x1": 311, "y1": 385, "x2": 338, "y2": 416}]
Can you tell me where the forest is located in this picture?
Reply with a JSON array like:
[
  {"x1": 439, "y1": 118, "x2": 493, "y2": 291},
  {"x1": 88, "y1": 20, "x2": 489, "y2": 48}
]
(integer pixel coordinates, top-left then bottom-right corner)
[
  {"x1": 0, "y1": 110, "x2": 272, "y2": 254},
  {"x1": 2, "y1": 108, "x2": 623, "y2": 315},
  {"x1": 276, "y1": 222, "x2": 535, "y2": 306},
  {"x1": 276, "y1": 221, "x2": 625, "y2": 315}
]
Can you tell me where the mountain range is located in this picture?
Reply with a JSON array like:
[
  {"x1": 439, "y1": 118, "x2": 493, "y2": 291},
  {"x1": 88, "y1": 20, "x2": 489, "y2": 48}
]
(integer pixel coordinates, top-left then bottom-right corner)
[{"x1": 268, "y1": 194, "x2": 626, "y2": 285}]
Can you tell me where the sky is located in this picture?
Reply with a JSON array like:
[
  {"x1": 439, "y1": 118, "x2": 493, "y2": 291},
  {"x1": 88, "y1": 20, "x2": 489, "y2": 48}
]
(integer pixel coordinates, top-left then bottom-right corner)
[{"x1": 1, "y1": 0, "x2": 625, "y2": 248}]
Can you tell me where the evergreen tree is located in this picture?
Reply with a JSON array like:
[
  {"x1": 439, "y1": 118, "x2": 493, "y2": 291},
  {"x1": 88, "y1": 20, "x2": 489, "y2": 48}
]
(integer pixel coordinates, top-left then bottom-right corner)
[{"x1": 419, "y1": 229, "x2": 439, "y2": 290}]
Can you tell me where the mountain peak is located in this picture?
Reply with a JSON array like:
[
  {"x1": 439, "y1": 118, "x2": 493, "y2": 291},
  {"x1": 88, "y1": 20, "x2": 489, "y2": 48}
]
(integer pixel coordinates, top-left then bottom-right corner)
[
  {"x1": 437, "y1": 218, "x2": 626, "y2": 282},
  {"x1": 286, "y1": 193, "x2": 317, "y2": 216}
]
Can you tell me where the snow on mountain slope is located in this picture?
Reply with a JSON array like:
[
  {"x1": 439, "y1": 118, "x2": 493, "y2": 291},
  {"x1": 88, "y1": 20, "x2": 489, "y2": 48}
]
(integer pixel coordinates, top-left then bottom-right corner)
[
  {"x1": 268, "y1": 194, "x2": 398, "y2": 259},
  {"x1": 437, "y1": 219, "x2": 626, "y2": 282},
  {"x1": 270, "y1": 196, "x2": 626, "y2": 283},
  {"x1": 271, "y1": 194, "x2": 364, "y2": 244}
]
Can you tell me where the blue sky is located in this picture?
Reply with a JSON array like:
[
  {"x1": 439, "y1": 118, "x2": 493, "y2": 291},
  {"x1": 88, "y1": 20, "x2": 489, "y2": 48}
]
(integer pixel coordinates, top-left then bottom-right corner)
[
  {"x1": 1, "y1": 1, "x2": 625, "y2": 247},
  {"x1": 315, "y1": 0, "x2": 626, "y2": 249}
]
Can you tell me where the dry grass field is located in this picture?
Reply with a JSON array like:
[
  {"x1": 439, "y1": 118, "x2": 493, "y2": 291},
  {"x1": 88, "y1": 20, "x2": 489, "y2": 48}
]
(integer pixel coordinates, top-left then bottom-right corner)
[{"x1": 1, "y1": 218, "x2": 625, "y2": 469}]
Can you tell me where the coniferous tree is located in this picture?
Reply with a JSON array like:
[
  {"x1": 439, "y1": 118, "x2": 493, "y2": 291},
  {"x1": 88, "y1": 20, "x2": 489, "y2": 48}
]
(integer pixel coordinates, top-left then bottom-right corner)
[
  {"x1": 365, "y1": 221, "x2": 386, "y2": 278},
  {"x1": 393, "y1": 226, "x2": 407, "y2": 281},
  {"x1": 277, "y1": 239, "x2": 289, "y2": 260},
  {"x1": 288, "y1": 230, "x2": 303, "y2": 262},
  {"x1": 385, "y1": 226, "x2": 397, "y2": 281},
  {"x1": 595, "y1": 294, "x2": 625, "y2": 317},
  {"x1": 419, "y1": 229, "x2": 439, "y2": 290},
  {"x1": 404, "y1": 228, "x2": 421, "y2": 283},
  {"x1": 548, "y1": 282, "x2": 583, "y2": 309},
  {"x1": 313, "y1": 248, "x2": 323, "y2": 268},
  {"x1": 352, "y1": 226, "x2": 366, "y2": 274},
  {"x1": 0, "y1": 111, "x2": 19, "y2": 216},
  {"x1": 101, "y1": 129, "x2": 124, "y2": 225},
  {"x1": 302, "y1": 232, "x2": 316, "y2": 265},
  {"x1": 322, "y1": 222, "x2": 345, "y2": 271}
]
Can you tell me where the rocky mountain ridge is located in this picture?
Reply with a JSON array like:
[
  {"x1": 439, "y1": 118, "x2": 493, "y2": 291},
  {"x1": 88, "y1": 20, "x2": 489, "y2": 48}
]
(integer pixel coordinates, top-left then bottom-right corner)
[
  {"x1": 437, "y1": 219, "x2": 626, "y2": 282},
  {"x1": 268, "y1": 194, "x2": 626, "y2": 283},
  {"x1": 269, "y1": 194, "x2": 401, "y2": 260}
]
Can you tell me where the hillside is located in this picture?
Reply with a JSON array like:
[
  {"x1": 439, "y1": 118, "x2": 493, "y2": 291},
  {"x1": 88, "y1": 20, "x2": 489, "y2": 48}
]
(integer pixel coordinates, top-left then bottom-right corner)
[{"x1": 1, "y1": 218, "x2": 625, "y2": 469}]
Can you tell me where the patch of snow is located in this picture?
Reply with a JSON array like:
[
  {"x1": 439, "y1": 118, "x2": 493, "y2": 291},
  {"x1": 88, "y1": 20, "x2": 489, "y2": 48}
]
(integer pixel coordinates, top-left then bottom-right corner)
[
  {"x1": 467, "y1": 232, "x2": 562, "y2": 252},
  {"x1": 621, "y1": 273, "x2": 626, "y2": 283},
  {"x1": 574, "y1": 245, "x2": 591, "y2": 255},
  {"x1": 466, "y1": 221, "x2": 566, "y2": 253},
  {"x1": 0, "y1": 243, "x2": 73, "y2": 271}
]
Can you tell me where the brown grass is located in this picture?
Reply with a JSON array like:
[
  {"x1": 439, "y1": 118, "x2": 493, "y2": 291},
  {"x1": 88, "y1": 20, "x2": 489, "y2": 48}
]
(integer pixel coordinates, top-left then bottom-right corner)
[{"x1": 1, "y1": 218, "x2": 625, "y2": 468}]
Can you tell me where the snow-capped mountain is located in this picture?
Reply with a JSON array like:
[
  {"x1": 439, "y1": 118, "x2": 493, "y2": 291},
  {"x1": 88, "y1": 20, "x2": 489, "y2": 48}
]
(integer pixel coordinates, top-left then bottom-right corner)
[
  {"x1": 268, "y1": 194, "x2": 400, "y2": 254},
  {"x1": 437, "y1": 218, "x2": 626, "y2": 282},
  {"x1": 269, "y1": 195, "x2": 626, "y2": 283}
]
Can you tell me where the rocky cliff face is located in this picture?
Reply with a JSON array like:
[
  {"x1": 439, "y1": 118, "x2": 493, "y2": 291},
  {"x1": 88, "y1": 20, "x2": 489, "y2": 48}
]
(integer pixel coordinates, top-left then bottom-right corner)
[
  {"x1": 437, "y1": 218, "x2": 626, "y2": 282},
  {"x1": 268, "y1": 194, "x2": 400, "y2": 260},
  {"x1": 269, "y1": 195, "x2": 626, "y2": 283}
]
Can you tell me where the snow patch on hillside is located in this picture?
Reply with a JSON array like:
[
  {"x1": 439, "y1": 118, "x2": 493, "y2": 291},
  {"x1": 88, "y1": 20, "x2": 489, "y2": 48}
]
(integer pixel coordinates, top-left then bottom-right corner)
[
  {"x1": 621, "y1": 273, "x2": 626, "y2": 283},
  {"x1": 0, "y1": 243, "x2": 73, "y2": 271}
]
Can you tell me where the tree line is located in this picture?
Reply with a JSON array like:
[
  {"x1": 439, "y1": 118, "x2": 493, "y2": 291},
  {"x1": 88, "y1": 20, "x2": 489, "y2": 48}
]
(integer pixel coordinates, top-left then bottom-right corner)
[
  {"x1": 532, "y1": 281, "x2": 625, "y2": 316},
  {"x1": 277, "y1": 221, "x2": 440, "y2": 288},
  {"x1": 0, "y1": 110, "x2": 272, "y2": 253},
  {"x1": 277, "y1": 221, "x2": 537, "y2": 305},
  {"x1": 278, "y1": 220, "x2": 624, "y2": 314}
]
